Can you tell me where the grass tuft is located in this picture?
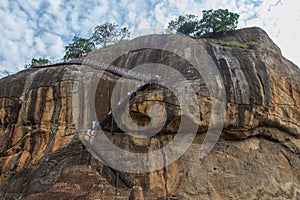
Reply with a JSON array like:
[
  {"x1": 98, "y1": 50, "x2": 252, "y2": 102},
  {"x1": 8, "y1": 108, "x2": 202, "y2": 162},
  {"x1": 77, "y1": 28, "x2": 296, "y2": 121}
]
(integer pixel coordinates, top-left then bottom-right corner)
[{"x1": 217, "y1": 41, "x2": 249, "y2": 49}]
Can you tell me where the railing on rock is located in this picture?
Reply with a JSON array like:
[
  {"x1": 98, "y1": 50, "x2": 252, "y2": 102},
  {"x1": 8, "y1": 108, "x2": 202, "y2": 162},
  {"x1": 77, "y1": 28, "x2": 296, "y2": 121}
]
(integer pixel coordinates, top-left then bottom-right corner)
[
  {"x1": 31, "y1": 58, "x2": 160, "y2": 83},
  {"x1": 32, "y1": 58, "x2": 159, "y2": 190}
]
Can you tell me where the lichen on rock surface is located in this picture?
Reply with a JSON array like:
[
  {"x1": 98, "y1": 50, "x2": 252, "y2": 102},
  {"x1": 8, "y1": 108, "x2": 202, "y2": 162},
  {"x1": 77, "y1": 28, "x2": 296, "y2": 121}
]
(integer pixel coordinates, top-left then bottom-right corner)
[{"x1": 0, "y1": 27, "x2": 300, "y2": 199}]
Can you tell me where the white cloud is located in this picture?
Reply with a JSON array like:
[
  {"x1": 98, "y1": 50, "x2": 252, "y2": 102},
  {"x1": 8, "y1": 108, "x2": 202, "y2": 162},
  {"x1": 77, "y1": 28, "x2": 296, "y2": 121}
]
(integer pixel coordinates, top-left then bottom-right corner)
[
  {"x1": 137, "y1": 19, "x2": 151, "y2": 29},
  {"x1": 242, "y1": 0, "x2": 300, "y2": 65},
  {"x1": 0, "y1": 0, "x2": 299, "y2": 74}
]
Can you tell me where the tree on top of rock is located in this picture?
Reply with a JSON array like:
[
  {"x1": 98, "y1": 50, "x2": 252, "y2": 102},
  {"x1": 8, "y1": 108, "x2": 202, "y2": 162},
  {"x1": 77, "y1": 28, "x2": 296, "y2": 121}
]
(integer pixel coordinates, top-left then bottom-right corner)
[
  {"x1": 199, "y1": 9, "x2": 240, "y2": 35},
  {"x1": 166, "y1": 9, "x2": 239, "y2": 37},
  {"x1": 63, "y1": 36, "x2": 95, "y2": 60},
  {"x1": 91, "y1": 22, "x2": 130, "y2": 47},
  {"x1": 25, "y1": 58, "x2": 50, "y2": 68},
  {"x1": 165, "y1": 14, "x2": 199, "y2": 36}
]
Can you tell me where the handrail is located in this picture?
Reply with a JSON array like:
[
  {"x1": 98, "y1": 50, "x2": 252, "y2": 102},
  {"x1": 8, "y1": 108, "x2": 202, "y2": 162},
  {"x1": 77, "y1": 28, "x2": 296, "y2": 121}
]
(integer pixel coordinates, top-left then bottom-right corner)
[
  {"x1": 81, "y1": 82, "x2": 155, "y2": 188},
  {"x1": 31, "y1": 60, "x2": 160, "y2": 83},
  {"x1": 82, "y1": 140, "x2": 134, "y2": 189}
]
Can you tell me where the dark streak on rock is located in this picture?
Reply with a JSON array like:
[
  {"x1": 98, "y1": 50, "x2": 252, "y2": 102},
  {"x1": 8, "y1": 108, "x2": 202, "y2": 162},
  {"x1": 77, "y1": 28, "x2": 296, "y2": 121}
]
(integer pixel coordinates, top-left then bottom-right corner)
[
  {"x1": 255, "y1": 60, "x2": 271, "y2": 107},
  {"x1": 206, "y1": 42, "x2": 234, "y2": 103}
]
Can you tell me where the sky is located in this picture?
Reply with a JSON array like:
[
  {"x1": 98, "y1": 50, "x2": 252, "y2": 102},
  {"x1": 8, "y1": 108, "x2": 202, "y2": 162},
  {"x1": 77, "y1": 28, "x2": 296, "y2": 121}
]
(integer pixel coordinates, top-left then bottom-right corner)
[{"x1": 0, "y1": 0, "x2": 299, "y2": 76}]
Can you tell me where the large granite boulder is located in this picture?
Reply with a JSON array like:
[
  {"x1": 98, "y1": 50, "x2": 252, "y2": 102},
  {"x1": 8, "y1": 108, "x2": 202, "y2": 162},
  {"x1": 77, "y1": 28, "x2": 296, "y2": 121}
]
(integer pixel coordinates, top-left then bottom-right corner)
[{"x1": 0, "y1": 27, "x2": 299, "y2": 199}]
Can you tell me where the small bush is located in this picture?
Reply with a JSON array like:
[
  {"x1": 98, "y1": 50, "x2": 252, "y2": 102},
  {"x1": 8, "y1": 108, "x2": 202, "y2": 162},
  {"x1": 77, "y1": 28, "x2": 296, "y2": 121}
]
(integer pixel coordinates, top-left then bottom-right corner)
[
  {"x1": 117, "y1": 39, "x2": 130, "y2": 44},
  {"x1": 217, "y1": 41, "x2": 248, "y2": 49},
  {"x1": 245, "y1": 41, "x2": 257, "y2": 49},
  {"x1": 106, "y1": 39, "x2": 131, "y2": 47}
]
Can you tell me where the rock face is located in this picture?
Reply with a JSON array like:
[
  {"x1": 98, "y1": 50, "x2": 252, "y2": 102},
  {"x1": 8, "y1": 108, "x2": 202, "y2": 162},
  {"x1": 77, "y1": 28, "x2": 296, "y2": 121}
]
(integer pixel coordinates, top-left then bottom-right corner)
[{"x1": 0, "y1": 27, "x2": 300, "y2": 199}]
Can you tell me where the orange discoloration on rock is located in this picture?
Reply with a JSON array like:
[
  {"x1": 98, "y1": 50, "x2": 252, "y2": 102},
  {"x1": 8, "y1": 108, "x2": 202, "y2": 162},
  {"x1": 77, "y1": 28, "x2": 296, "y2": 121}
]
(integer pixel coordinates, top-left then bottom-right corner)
[
  {"x1": 16, "y1": 151, "x2": 31, "y2": 172},
  {"x1": 40, "y1": 87, "x2": 54, "y2": 132},
  {"x1": 0, "y1": 27, "x2": 300, "y2": 199}
]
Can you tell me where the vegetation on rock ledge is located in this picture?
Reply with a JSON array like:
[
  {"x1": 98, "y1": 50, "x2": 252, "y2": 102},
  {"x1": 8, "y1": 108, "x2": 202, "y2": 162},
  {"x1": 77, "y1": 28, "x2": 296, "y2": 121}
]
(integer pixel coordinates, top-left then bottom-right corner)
[
  {"x1": 166, "y1": 9, "x2": 240, "y2": 36},
  {"x1": 25, "y1": 8, "x2": 240, "y2": 67}
]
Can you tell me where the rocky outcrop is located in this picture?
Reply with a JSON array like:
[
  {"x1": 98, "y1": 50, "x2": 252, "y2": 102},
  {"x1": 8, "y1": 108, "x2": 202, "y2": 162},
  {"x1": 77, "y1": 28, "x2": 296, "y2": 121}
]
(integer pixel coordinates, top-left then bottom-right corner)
[{"x1": 0, "y1": 27, "x2": 300, "y2": 199}]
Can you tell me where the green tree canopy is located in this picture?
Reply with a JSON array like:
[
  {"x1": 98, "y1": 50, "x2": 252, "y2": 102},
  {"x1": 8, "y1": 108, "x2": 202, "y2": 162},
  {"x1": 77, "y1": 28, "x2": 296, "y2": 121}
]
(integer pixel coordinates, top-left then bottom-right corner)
[
  {"x1": 63, "y1": 36, "x2": 95, "y2": 60},
  {"x1": 25, "y1": 58, "x2": 50, "y2": 68},
  {"x1": 199, "y1": 9, "x2": 240, "y2": 35},
  {"x1": 166, "y1": 9, "x2": 239, "y2": 36},
  {"x1": 165, "y1": 14, "x2": 199, "y2": 36},
  {"x1": 91, "y1": 22, "x2": 130, "y2": 47}
]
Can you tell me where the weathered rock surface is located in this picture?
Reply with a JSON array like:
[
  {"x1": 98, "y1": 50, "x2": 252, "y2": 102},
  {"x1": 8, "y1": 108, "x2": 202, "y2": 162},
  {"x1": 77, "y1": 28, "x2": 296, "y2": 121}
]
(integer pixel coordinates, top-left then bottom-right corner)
[
  {"x1": 21, "y1": 165, "x2": 132, "y2": 200},
  {"x1": 0, "y1": 27, "x2": 299, "y2": 199}
]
